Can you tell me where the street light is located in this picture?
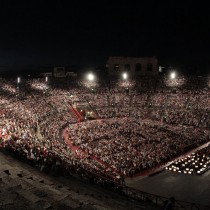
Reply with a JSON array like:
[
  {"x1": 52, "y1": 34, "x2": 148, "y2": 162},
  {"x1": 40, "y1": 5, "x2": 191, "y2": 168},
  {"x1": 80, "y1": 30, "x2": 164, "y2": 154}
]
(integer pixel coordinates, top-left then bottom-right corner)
[
  {"x1": 16, "y1": 77, "x2": 21, "y2": 97},
  {"x1": 170, "y1": 72, "x2": 176, "y2": 80},
  {"x1": 17, "y1": 77, "x2": 21, "y2": 84},
  {"x1": 87, "y1": 73, "x2": 95, "y2": 81},
  {"x1": 122, "y1": 72, "x2": 128, "y2": 80}
]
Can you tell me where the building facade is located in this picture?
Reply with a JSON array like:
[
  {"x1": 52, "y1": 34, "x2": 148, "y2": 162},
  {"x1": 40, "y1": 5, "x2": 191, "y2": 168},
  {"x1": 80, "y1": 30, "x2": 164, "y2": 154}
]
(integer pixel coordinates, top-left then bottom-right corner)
[
  {"x1": 53, "y1": 67, "x2": 66, "y2": 78},
  {"x1": 106, "y1": 56, "x2": 158, "y2": 76}
]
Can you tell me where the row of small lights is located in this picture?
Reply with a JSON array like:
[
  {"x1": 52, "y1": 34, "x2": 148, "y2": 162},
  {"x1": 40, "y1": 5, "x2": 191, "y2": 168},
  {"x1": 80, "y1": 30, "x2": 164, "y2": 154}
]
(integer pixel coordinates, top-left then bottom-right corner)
[
  {"x1": 16, "y1": 76, "x2": 49, "y2": 84},
  {"x1": 16, "y1": 71, "x2": 177, "y2": 84},
  {"x1": 87, "y1": 72, "x2": 176, "y2": 81},
  {"x1": 87, "y1": 72, "x2": 129, "y2": 81}
]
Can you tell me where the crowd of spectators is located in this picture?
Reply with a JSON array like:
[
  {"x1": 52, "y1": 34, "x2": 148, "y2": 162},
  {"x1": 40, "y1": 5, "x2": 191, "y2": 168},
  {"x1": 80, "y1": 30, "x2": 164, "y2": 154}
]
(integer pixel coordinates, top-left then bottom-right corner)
[
  {"x1": 0, "y1": 74, "x2": 209, "y2": 183},
  {"x1": 66, "y1": 118, "x2": 210, "y2": 176}
]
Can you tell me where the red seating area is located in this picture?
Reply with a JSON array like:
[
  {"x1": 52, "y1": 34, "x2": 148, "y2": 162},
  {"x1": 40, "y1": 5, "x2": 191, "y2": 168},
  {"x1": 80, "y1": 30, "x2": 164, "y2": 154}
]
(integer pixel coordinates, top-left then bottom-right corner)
[{"x1": 69, "y1": 105, "x2": 82, "y2": 122}]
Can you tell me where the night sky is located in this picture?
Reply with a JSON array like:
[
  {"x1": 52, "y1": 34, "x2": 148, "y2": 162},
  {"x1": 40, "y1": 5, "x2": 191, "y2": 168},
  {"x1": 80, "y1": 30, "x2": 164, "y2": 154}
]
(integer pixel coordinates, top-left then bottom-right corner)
[{"x1": 0, "y1": 0, "x2": 210, "y2": 73}]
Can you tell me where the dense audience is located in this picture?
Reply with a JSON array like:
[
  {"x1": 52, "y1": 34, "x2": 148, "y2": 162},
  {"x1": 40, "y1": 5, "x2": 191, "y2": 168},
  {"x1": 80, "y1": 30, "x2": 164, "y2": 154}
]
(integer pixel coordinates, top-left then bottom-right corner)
[{"x1": 0, "y1": 74, "x2": 209, "y2": 183}]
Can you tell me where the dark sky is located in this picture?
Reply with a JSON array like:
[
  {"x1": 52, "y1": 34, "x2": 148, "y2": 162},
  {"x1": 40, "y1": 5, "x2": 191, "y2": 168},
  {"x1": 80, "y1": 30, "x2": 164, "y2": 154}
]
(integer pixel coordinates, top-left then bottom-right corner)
[{"x1": 0, "y1": 0, "x2": 210, "y2": 72}]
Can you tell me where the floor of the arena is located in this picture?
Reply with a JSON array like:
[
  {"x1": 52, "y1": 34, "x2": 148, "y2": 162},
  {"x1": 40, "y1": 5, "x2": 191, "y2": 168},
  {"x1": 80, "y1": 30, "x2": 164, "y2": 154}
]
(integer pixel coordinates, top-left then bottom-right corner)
[{"x1": 126, "y1": 166, "x2": 210, "y2": 206}]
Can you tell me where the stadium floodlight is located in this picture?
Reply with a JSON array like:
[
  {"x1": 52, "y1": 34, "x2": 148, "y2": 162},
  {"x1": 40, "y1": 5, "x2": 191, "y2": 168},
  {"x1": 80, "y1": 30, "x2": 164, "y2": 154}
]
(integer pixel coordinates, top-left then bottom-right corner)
[
  {"x1": 17, "y1": 77, "x2": 21, "y2": 84},
  {"x1": 87, "y1": 73, "x2": 95, "y2": 81},
  {"x1": 170, "y1": 72, "x2": 176, "y2": 80},
  {"x1": 122, "y1": 72, "x2": 128, "y2": 80}
]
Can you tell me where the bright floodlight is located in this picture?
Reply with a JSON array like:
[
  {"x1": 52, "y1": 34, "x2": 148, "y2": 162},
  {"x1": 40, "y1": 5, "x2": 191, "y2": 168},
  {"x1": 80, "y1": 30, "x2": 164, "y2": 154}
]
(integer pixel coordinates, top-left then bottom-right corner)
[
  {"x1": 17, "y1": 77, "x2": 21, "y2": 84},
  {"x1": 170, "y1": 72, "x2": 176, "y2": 79},
  {"x1": 87, "y1": 73, "x2": 95, "y2": 81},
  {"x1": 122, "y1": 72, "x2": 128, "y2": 80}
]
